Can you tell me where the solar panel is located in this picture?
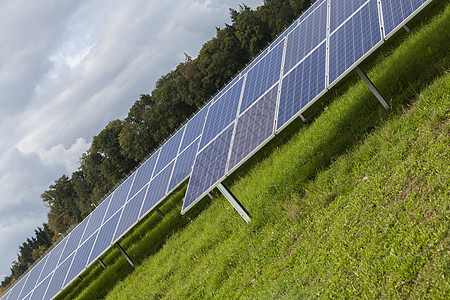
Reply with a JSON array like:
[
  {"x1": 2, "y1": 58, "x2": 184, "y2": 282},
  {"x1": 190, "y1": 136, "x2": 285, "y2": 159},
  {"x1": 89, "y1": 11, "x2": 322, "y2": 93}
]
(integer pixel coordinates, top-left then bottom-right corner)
[
  {"x1": 328, "y1": 0, "x2": 382, "y2": 86},
  {"x1": 1, "y1": 290, "x2": 10, "y2": 300},
  {"x1": 88, "y1": 209, "x2": 122, "y2": 263},
  {"x1": 228, "y1": 84, "x2": 279, "y2": 173},
  {"x1": 104, "y1": 173, "x2": 135, "y2": 221},
  {"x1": 241, "y1": 48, "x2": 269, "y2": 75},
  {"x1": 6, "y1": 273, "x2": 28, "y2": 300},
  {"x1": 240, "y1": 41, "x2": 284, "y2": 113},
  {"x1": 128, "y1": 149, "x2": 160, "y2": 199},
  {"x1": 113, "y1": 187, "x2": 147, "y2": 241},
  {"x1": 29, "y1": 273, "x2": 51, "y2": 300},
  {"x1": 58, "y1": 216, "x2": 90, "y2": 268},
  {"x1": 43, "y1": 253, "x2": 75, "y2": 300},
  {"x1": 80, "y1": 194, "x2": 112, "y2": 244},
  {"x1": 153, "y1": 127, "x2": 185, "y2": 175},
  {"x1": 329, "y1": 0, "x2": 368, "y2": 33},
  {"x1": 139, "y1": 161, "x2": 175, "y2": 218},
  {"x1": 284, "y1": 0, "x2": 327, "y2": 74},
  {"x1": 182, "y1": 125, "x2": 234, "y2": 213},
  {"x1": 382, "y1": 0, "x2": 429, "y2": 37},
  {"x1": 167, "y1": 137, "x2": 199, "y2": 192},
  {"x1": 18, "y1": 256, "x2": 48, "y2": 299},
  {"x1": 199, "y1": 78, "x2": 243, "y2": 150},
  {"x1": 277, "y1": 42, "x2": 327, "y2": 131},
  {"x1": 180, "y1": 102, "x2": 211, "y2": 152},
  {"x1": 37, "y1": 237, "x2": 68, "y2": 285}
]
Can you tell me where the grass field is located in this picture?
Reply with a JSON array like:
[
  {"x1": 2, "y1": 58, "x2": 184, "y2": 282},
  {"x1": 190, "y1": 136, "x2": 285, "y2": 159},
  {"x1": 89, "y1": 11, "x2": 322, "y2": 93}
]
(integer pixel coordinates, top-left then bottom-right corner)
[{"x1": 56, "y1": 1, "x2": 449, "y2": 299}]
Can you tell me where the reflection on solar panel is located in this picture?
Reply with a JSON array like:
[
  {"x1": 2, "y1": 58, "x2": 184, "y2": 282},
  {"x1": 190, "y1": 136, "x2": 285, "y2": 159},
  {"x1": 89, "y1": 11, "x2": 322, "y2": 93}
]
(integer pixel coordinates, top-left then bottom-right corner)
[{"x1": 5, "y1": 0, "x2": 434, "y2": 298}]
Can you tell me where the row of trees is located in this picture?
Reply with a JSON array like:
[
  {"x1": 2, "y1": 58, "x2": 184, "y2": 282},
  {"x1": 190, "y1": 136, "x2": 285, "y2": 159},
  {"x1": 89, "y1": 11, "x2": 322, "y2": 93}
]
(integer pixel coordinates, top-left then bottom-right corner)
[{"x1": 1, "y1": 0, "x2": 312, "y2": 291}]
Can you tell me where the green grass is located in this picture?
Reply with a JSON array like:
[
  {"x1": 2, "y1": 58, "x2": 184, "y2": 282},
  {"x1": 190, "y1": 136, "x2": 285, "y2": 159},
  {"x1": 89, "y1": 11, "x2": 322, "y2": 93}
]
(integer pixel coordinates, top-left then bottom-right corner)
[{"x1": 57, "y1": 2, "x2": 449, "y2": 299}]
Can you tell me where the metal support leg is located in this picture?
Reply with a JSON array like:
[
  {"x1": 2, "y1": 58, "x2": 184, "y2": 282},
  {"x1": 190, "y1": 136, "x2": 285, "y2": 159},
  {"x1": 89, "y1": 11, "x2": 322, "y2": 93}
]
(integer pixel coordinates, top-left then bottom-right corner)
[
  {"x1": 355, "y1": 66, "x2": 389, "y2": 109},
  {"x1": 299, "y1": 114, "x2": 307, "y2": 122},
  {"x1": 403, "y1": 25, "x2": 411, "y2": 33},
  {"x1": 115, "y1": 242, "x2": 135, "y2": 268},
  {"x1": 156, "y1": 207, "x2": 165, "y2": 218},
  {"x1": 217, "y1": 183, "x2": 251, "y2": 223},
  {"x1": 207, "y1": 193, "x2": 214, "y2": 199},
  {"x1": 78, "y1": 276, "x2": 83, "y2": 281},
  {"x1": 98, "y1": 258, "x2": 107, "y2": 269}
]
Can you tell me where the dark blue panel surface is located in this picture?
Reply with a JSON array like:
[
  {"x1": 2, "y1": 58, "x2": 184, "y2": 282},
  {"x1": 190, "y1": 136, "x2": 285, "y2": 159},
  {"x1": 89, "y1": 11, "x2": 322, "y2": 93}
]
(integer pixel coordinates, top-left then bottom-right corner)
[
  {"x1": 154, "y1": 127, "x2": 185, "y2": 175},
  {"x1": 38, "y1": 237, "x2": 68, "y2": 284},
  {"x1": 272, "y1": 21, "x2": 297, "y2": 49},
  {"x1": 128, "y1": 150, "x2": 160, "y2": 199},
  {"x1": 168, "y1": 137, "x2": 199, "y2": 192},
  {"x1": 298, "y1": 0, "x2": 326, "y2": 23},
  {"x1": 104, "y1": 173, "x2": 135, "y2": 221},
  {"x1": 139, "y1": 161, "x2": 174, "y2": 218},
  {"x1": 80, "y1": 194, "x2": 111, "y2": 244},
  {"x1": 7, "y1": 273, "x2": 28, "y2": 300},
  {"x1": 213, "y1": 75, "x2": 241, "y2": 104},
  {"x1": 284, "y1": 0, "x2": 327, "y2": 73},
  {"x1": 18, "y1": 256, "x2": 48, "y2": 299},
  {"x1": 29, "y1": 273, "x2": 51, "y2": 300},
  {"x1": 382, "y1": 0, "x2": 428, "y2": 36},
  {"x1": 44, "y1": 253, "x2": 74, "y2": 300},
  {"x1": 278, "y1": 43, "x2": 326, "y2": 130},
  {"x1": 1, "y1": 290, "x2": 10, "y2": 300},
  {"x1": 88, "y1": 210, "x2": 122, "y2": 262},
  {"x1": 114, "y1": 187, "x2": 147, "y2": 241},
  {"x1": 228, "y1": 85, "x2": 278, "y2": 171},
  {"x1": 199, "y1": 78, "x2": 243, "y2": 150},
  {"x1": 241, "y1": 48, "x2": 269, "y2": 76},
  {"x1": 329, "y1": 0, "x2": 381, "y2": 85},
  {"x1": 63, "y1": 233, "x2": 97, "y2": 287},
  {"x1": 240, "y1": 42, "x2": 284, "y2": 113},
  {"x1": 330, "y1": 0, "x2": 368, "y2": 33},
  {"x1": 58, "y1": 216, "x2": 90, "y2": 267},
  {"x1": 182, "y1": 126, "x2": 234, "y2": 212},
  {"x1": 180, "y1": 103, "x2": 210, "y2": 152}
]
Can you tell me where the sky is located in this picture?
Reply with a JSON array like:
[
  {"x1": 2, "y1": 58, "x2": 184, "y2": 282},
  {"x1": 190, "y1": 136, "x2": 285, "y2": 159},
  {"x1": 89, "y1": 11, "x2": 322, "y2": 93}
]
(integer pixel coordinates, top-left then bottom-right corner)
[{"x1": 0, "y1": 0, "x2": 264, "y2": 281}]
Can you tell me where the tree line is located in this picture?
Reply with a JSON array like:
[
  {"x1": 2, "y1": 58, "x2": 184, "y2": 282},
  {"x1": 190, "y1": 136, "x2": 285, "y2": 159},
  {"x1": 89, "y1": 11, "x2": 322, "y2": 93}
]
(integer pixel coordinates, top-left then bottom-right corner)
[{"x1": 1, "y1": 0, "x2": 311, "y2": 291}]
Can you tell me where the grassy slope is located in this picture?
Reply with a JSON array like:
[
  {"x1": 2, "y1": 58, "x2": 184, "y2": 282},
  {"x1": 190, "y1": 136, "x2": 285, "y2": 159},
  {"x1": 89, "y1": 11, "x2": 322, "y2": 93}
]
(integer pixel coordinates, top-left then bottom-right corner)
[{"x1": 58, "y1": 2, "x2": 449, "y2": 299}]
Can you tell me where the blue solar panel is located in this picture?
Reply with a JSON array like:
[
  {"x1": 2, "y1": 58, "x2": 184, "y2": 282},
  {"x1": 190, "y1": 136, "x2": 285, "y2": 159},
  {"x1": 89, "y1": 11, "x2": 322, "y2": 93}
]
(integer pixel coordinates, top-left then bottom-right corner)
[
  {"x1": 168, "y1": 137, "x2": 200, "y2": 192},
  {"x1": 29, "y1": 272, "x2": 51, "y2": 300},
  {"x1": 43, "y1": 252, "x2": 74, "y2": 300},
  {"x1": 328, "y1": 0, "x2": 382, "y2": 86},
  {"x1": 299, "y1": 0, "x2": 327, "y2": 23},
  {"x1": 63, "y1": 233, "x2": 97, "y2": 287},
  {"x1": 330, "y1": 0, "x2": 368, "y2": 33},
  {"x1": 382, "y1": 0, "x2": 428, "y2": 36},
  {"x1": 180, "y1": 102, "x2": 211, "y2": 152},
  {"x1": 1, "y1": 290, "x2": 10, "y2": 300},
  {"x1": 38, "y1": 237, "x2": 68, "y2": 284},
  {"x1": 284, "y1": 0, "x2": 327, "y2": 74},
  {"x1": 213, "y1": 75, "x2": 242, "y2": 104},
  {"x1": 139, "y1": 161, "x2": 174, "y2": 218},
  {"x1": 114, "y1": 187, "x2": 147, "y2": 241},
  {"x1": 21, "y1": 293, "x2": 30, "y2": 300},
  {"x1": 153, "y1": 127, "x2": 185, "y2": 175},
  {"x1": 18, "y1": 256, "x2": 48, "y2": 299},
  {"x1": 228, "y1": 84, "x2": 278, "y2": 172},
  {"x1": 240, "y1": 42, "x2": 284, "y2": 113},
  {"x1": 7, "y1": 273, "x2": 28, "y2": 300},
  {"x1": 199, "y1": 78, "x2": 243, "y2": 150},
  {"x1": 278, "y1": 42, "x2": 326, "y2": 130},
  {"x1": 128, "y1": 149, "x2": 160, "y2": 199},
  {"x1": 182, "y1": 126, "x2": 234, "y2": 213},
  {"x1": 80, "y1": 194, "x2": 112, "y2": 244},
  {"x1": 88, "y1": 209, "x2": 122, "y2": 263},
  {"x1": 104, "y1": 173, "x2": 135, "y2": 221},
  {"x1": 241, "y1": 48, "x2": 269, "y2": 75},
  {"x1": 272, "y1": 21, "x2": 298, "y2": 49},
  {"x1": 58, "y1": 216, "x2": 90, "y2": 267}
]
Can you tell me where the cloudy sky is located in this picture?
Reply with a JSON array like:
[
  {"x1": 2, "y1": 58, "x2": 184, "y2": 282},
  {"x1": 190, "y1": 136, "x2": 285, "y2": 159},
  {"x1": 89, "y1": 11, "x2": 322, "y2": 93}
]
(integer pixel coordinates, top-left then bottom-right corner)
[{"x1": 0, "y1": 0, "x2": 263, "y2": 281}]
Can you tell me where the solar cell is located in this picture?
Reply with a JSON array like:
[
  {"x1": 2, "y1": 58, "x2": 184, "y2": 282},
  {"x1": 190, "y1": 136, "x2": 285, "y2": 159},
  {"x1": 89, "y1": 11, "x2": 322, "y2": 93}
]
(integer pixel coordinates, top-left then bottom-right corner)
[
  {"x1": 382, "y1": 0, "x2": 428, "y2": 37},
  {"x1": 0, "y1": 290, "x2": 9, "y2": 300},
  {"x1": 139, "y1": 161, "x2": 174, "y2": 218},
  {"x1": 153, "y1": 126, "x2": 185, "y2": 175},
  {"x1": 199, "y1": 78, "x2": 243, "y2": 150},
  {"x1": 63, "y1": 233, "x2": 97, "y2": 287},
  {"x1": 58, "y1": 216, "x2": 90, "y2": 268},
  {"x1": 80, "y1": 194, "x2": 112, "y2": 244},
  {"x1": 18, "y1": 256, "x2": 48, "y2": 299},
  {"x1": 38, "y1": 237, "x2": 68, "y2": 284},
  {"x1": 277, "y1": 42, "x2": 327, "y2": 130},
  {"x1": 182, "y1": 125, "x2": 234, "y2": 213},
  {"x1": 284, "y1": 0, "x2": 327, "y2": 74},
  {"x1": 241, "y1": 48, "x2": 269, "y2": 75},
  {"x1": 43, "y1": 253, "x2": 74, "y2": 300},
  {"x1": 113, "y1": 187, "x2": 147, "y2": 241},
  {"x1": 228, "y1": 84, "x2": 278, "y2": 172},
  {"x1": 104, "y1": 173, "x2": 135, "y2": 221},
  {"x1": 213, "y1": 75, "x2": 242, "y2": 104},
  {"x1": 328, "y1": 0, "x2": 382, "y2": 86},
  {"x1": 6, "y1": 273, "x2": 28, "y2": 300},
  {"x1": 330, "y1": 0, "x2": 368, "y2": 33},
  {"x1": 298, "y1": 0, "x2": 327, "y2": 23},
  {"x1": 271, "y1": 21, "x2": 298, "y2": 49},
  {"x1": 88, "y1": 209, "x2": 122, "y2": 263},
  {"x1": 128, "y1": 149, "x2": 160, "y2": 199},
  {"x1": 180, "y1": 102, "x2": 211, "y2": 152},
  {"x1": 29, "y1": 274, "x2": 51, "y2": 300},
  {"x1": 167, "y1": 137, "x2": 200, "y2": 192},
  {"x1": 21, "y1": 293, "x2": 30, "y2": 300},
  {"x1": 240, "y1": 41, "x2": 284, "y2": 113}
]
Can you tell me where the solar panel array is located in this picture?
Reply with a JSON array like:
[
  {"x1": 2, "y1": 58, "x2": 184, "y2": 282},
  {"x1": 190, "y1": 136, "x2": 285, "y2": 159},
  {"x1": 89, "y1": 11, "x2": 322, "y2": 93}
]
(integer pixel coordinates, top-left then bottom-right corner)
[{"x1": 3, "y1": 0, "x2": 432, "y2": 299}]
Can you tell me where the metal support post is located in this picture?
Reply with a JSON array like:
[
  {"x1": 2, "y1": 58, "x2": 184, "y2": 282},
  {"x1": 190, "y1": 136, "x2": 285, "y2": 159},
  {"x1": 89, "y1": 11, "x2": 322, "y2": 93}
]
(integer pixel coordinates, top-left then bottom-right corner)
[
  {"x1": 403, "y1": 24, "x2": 411, "y2": 33},
  {"x1": 217, "y1": 183, "x2": 251, "y2": 223},
  {"x1": 299, "y1": 114, "x2": 307, "y2": 122},
  {"x1": 115, "y1": 242, "x2": 135, "y2": 268},
  {"x1": 207, "y1": 192, "x2": 214, "y2": 199},
  {"x1": 98, "y1": 258, "x2": 107, "y2": 269},
  {"x1": 78, "y1": 276, "x2": 83, "y2": 281},
  {"x1": 355, "y1": 66, "x2": 389, "y2": 109},
  {"x1": 156, "y1": 207, "x2": 165, "y2": 218}
]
